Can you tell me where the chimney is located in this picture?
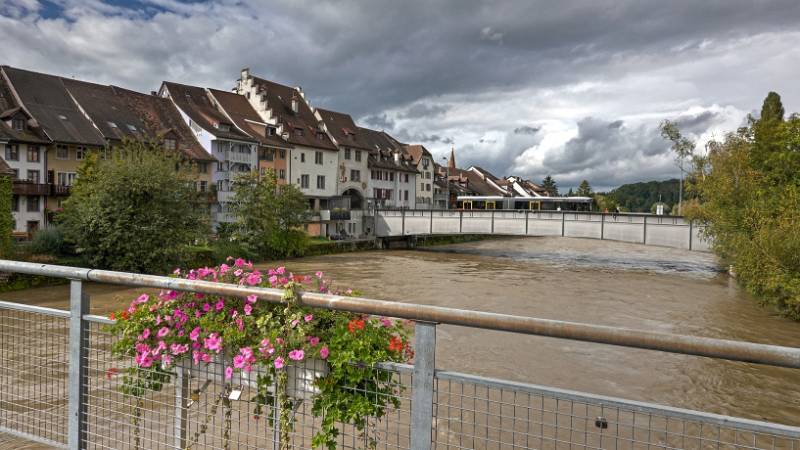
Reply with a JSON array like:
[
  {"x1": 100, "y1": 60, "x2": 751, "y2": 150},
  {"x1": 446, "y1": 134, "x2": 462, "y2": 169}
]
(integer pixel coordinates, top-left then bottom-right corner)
[
  {"x1": 393, "y1": 152, "x2": 400, "y2": 164},
  {"x1": 291, "y1": 92, "x2": 299, "y2": 114},
  {"x1": 241, "y1": 68, "x2": 250, "y2": 80},
  {"x1": 150, "y1": 91, "x2": 157, "y2": 96}
]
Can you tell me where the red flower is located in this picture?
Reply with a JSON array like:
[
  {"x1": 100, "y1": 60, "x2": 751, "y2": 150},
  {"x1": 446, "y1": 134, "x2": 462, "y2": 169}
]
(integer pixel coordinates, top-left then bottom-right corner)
[
  {"x1": 388, "y1": 336, "x2": 404, "y2": 352},
  {"x1": 108, "y1": 312, "x2": 116, "y2": 321},
  {"x1": 348, "y1": 318, "x2": 366, "y2": 334},
  {"x1": 105, "y1": 367, "x2": 119, "y2": 380}
]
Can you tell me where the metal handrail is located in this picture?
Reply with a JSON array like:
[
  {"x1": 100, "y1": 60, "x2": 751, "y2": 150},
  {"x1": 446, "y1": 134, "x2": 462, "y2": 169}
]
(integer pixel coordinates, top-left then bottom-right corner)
[{"x1": 0, "y1": 259, "x2": 798, "y2": 369}]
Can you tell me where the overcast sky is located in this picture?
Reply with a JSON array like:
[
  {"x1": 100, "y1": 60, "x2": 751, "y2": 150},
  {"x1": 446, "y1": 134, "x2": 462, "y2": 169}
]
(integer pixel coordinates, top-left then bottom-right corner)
[{"x1": 3, "y1": 0, "x2": 799, "y2": 191}]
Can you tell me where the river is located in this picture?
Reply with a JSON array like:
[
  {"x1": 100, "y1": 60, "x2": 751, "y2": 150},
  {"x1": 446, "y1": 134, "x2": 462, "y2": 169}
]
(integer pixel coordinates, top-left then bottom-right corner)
[{"x1": 2, "y1": 236, "x2": 798, "y2": 426}]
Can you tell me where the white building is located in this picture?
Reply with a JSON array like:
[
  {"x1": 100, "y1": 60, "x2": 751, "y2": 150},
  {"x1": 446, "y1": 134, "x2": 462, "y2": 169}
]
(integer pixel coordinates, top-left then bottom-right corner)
[
  {"x1": 359, "y1": 127, "x2": 418, "y2": 209},
  {"x1": 160, "y1": 81, "x2": 258, "y2": 227},
  {"x1": 404, "y1": 145, "x2": 435, "y2": 208},
  {"x1": 235, "y1": 70, "x2": 341, "y2": 236},
  {"x1": 0, "y1": 107, "x2": 50, "y2": 234}
]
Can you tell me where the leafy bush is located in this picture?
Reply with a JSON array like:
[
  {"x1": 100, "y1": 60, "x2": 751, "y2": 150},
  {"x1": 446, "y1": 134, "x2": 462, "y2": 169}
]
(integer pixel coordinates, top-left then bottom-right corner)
[
  {"x1": 0, "y1": 174, "x2": 12, "y2": 257},
  {"x1": 30, "y1": 226, "x2": 71, "y2": 256}
]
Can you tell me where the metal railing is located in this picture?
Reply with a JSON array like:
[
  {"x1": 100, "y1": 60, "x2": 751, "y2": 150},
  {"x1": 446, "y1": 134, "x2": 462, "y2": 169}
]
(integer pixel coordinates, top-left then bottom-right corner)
[{"x1": 0, "y1": 260, "x2": 798, "y2": 449}]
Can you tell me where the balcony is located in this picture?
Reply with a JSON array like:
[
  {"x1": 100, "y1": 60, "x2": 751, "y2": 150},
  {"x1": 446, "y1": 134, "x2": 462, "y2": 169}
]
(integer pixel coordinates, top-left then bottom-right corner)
[
  {"x1": 51, "y1": 184, "x2": 71, "y2": 196},
  {"x1": 12, "y1": 181, "x2": 50, "y2": 196}
]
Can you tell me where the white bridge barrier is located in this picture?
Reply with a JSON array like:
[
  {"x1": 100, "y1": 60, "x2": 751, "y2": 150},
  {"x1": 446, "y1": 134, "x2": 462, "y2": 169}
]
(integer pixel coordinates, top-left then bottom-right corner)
[{"x1": 375, "y1": 210, "x2": 711, "y2": 251}]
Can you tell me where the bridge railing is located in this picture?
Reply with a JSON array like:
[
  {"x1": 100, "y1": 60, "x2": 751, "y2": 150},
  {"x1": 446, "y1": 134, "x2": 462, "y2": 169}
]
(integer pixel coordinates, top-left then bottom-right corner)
[
  {"x1": 0, "y1": 260, "x2": 798, "y2": 449},
  {"x1": 375, "y1": 209, "x2": 708, "y2": 251}
]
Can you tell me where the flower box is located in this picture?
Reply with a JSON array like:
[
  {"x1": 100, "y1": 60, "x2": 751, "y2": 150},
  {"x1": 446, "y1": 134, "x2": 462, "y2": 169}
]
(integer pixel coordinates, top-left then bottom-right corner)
[{"x1": 179, "y1": 356, "x2": 329, "y2": 400}]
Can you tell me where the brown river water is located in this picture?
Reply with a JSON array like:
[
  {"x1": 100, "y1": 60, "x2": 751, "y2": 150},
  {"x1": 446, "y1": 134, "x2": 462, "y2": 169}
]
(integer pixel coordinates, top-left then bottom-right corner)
[{"x1": 2, "y1": 237, "x2": 799, "y2": 426}]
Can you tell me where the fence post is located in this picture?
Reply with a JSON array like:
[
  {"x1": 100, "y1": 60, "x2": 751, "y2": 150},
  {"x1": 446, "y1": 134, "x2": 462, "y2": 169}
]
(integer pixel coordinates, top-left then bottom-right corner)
[
  {"x1": 68, "y1": 280, "x2": 89, "y2": 450},
  {"x1": 600, "y1": 213, "x2": 605, "y2": 240},
  {"x1": 688, "y1": 220, "x2": 694, "y2": 251},
  {"x1": 525, "y1": 210, "x2": 529, "y2": 235},
  {"x1": 401, "y1": 209, "x2": 406, "y2": 236},
  {"x1": 561, "y1": 211, "x2": 565, "y2": 237},
  {"x1": 410, "y1": 322, "x2": 436, "y2": 450},
  {"x1": 459, "y1": 211, "x2": 463, "y2": 234},
  {"x1": 174, "y1": 366, "x2": 190, "y2": 449},
  {"x1": 429, "y1": 210, "x2": 433, "y2": 235},
  {"x1": 643, "y1": 216, "x2": 647, "y2": 245},
  {"x1": 491, "y1": 210, "x2": 495, "y2": 234}
]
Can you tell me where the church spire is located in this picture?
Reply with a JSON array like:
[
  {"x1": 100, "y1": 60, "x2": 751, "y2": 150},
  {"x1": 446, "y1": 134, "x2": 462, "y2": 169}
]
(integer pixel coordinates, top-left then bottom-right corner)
[{"x1": 448, "y1": 146, "x2": 456, "y2": 171}]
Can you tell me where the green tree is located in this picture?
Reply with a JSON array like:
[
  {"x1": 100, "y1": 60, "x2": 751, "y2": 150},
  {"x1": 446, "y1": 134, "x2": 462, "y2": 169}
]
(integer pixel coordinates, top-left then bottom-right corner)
[
  {"x1": 0, "y1": 172, "x2": 12, "y2": 257},
  {"x1": 760, "y1": 91, "x2": 784, "y2": 124},
  {"x1": 576, "y1": 180, "x2": 592, "y2": 197},
  {"x1": 659, "y1": 120, "x2": 695, "y2": 215},
  {"x1": 229, "y1": 170, "x2": 309, "y2": 259},
  {"x1": 609, "y1": 179, "x2": 681, "y2": 212},
  {"x1": 541, "y1": 175, "x2": 558, "y2": 196},
  {"x1": 687, "y1": 92, "x2": 800, "y2": 319},
  {"x1": 60, "y1": 141, "x2": 209, "y2": 273}
]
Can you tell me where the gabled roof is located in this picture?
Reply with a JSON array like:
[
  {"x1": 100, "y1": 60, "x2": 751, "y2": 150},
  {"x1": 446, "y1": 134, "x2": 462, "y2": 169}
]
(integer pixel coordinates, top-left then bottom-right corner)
[
  {"x1": 315, "y1": 108, "x2": 372, "y2": 151},
  {"x1": 1, "y1": 66, "x2": 105, "y2": 146},
  {"x1": 207, "y1": 88, "x2": 292, "y2": 150},
  {"x1": 62, "y1": 78, "x2": 149, "y2": 141},
  {"x1": 403, "y1": 144, "x2": 433, "y2": 166},
  {"x1": 162, "y1": 81, "x2": 255, "y2": 142},
  {"x1": 359, "y1": 127, "x2": 419, "y2": 173},
  {"x1": 111, "y1": 86, "x2": 215, "y2": 162},
  {"x1": 247, "y1": 76, "x2": 337, "y2": 151},
  {"x1": 0, "y1": 157, "x2": 12, "y2": 175}
]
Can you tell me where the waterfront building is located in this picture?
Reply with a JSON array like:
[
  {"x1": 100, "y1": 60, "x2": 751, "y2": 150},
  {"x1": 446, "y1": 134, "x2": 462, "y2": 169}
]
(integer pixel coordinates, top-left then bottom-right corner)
[
  {"x1": 359, "y1": 127, "x2": 419, "y2": 209},
  {"x1": 235, "y1": 69, "x2": 340, "y2": 236},
  {"x1": 403, "y1": 145, "x2": 434, "y2": 208},
  {"x1": 160, "y1": 82, "x2": 259, "y2": 226}
]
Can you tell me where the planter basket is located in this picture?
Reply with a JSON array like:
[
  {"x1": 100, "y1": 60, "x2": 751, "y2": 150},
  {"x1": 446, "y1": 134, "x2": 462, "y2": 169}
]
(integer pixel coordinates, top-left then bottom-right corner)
[{"x1": 179, "y1": 356, "x2": 329, "y2": 400}]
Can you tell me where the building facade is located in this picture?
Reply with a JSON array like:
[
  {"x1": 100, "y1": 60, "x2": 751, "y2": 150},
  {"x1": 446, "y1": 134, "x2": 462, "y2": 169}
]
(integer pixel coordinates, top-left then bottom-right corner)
[{"x1": 404, "y1": 145, "x2": 434, "y2": 208}]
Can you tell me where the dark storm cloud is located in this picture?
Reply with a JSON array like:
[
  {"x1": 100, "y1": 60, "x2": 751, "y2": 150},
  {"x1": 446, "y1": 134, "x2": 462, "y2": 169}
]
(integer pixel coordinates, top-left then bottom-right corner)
[
  {"x1": 398, "y1": 103, "x2": 450, "y2": 119},
  {"x1": 392, "y1": 129, "x2": 454, "y2": 145},
  {"x1": 513, "y1": 126, "x2": 540, "y2": 135}
]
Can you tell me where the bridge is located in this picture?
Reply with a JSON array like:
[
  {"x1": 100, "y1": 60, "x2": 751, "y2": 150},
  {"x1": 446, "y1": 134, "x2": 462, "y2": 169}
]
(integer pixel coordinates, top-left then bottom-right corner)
[{"x1": 374, "y1": 209, "x2": 711, "y2": 251}]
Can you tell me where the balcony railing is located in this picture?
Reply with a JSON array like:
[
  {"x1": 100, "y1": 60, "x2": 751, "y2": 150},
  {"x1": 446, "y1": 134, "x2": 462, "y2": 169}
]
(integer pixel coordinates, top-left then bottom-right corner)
[
  {"x1": 50, "y1": 184, "x2": 71, "y2": 196},
  {"x1": 12, "y1": 180, "x2": 50, "y2": 196}
]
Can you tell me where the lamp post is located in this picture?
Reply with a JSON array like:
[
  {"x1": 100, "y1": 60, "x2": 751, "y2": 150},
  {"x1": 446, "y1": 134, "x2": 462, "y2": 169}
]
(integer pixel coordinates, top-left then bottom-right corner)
[{"x1": 440, "y1": 156, "x2": 450, "y2": 210}]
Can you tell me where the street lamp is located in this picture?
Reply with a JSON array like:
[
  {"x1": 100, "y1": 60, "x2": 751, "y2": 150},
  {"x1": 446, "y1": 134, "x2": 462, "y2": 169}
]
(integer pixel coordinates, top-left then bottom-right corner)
[{"x1": 440, "y1": 156, "x2": 450, "y2": 210}]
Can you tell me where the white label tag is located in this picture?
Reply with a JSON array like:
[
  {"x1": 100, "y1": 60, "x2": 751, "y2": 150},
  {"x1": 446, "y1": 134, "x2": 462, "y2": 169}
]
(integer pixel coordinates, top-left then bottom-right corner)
[{"x1": 228, "y1": 389, "x2": 242, "y2": 401}]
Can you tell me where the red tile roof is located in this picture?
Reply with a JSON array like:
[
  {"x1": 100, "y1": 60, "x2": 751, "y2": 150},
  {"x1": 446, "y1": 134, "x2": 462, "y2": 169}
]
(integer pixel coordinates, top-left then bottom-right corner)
[
  {"x1": 315, "y1": 108, "x2": 373, "y2": 151},
  {"x1": 162, "y1": 81, "x2": 256, "y2": 143},
  {"x1": 207, "y1": 88, "x2": 292, "y2": 150}
]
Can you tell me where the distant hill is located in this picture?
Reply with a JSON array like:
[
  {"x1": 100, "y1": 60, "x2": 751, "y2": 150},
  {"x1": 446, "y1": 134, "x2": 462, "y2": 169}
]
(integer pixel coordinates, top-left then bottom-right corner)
[{"x1": 608, "y1": 179, "x2": 681, "y2": 212}]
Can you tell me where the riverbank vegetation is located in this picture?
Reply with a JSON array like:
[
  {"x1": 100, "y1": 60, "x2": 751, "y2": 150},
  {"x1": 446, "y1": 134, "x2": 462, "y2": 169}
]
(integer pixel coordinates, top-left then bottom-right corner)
[{"x1": 669, "y1": 92, "x2": 800, "y2": 319}]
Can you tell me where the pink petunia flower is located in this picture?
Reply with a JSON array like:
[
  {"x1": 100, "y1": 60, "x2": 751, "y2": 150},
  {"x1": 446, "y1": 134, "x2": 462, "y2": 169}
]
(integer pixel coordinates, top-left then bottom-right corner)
[
  {"x1": 244, "y1": 304, "x2": 253, "y2": 316},
  {"x1": 157, "y1": 327, "x2": 170, "y2": 338},
  {"x1": 215, "y1": 299, "x2": 225, "y2": 312},
  {"x1": 304, "y1": 314, "x2": 313, "y2": 322},
  {"x1": 274, "y1": 357, "x2": 285, "y2": 369},
  {"x1": 288, "y1": 349, "x2": 305, "y2": 361},
  {"x1": 246, "y1": 295, "x2": 258, "y2": 304},
  {"x1": 225, "y1": 366, "x2": 233, "y2": 380},
  {"x1": 308, "y1": 336, "x2": 320, "y2": 346},
  {"x1": 320, "y1": 346, "x2": 329, "y2": 359},
  {"x1": 315, "y1": 271, "x2": 324, "y2": 279},
  {"x1": 189, "y1": 327, "x2": 201, "y2": 342},
  {"x1": 204, "y1": 333, "x2": 223, "y2": 353}
]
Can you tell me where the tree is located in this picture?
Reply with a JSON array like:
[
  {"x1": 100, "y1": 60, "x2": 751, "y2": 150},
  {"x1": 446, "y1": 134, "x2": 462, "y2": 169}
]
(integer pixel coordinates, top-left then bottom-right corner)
[
  {"x1": 60, "y1": 141, "x2": 209, "y2": 273},
  {"x1": 541, "y1": 175, "x2": 558, "y2": 196},
  {"x1": 659, "y1": 120, "x2": 695, "y2": 215},
  {"x1": 576, "y1": 180, "x2": 592, "y2": 197},
  {"x1": 229, "y1": 170, "x2": 309, "y2": 259},
  {"x1": 0, "y1": 172, "x2": 12, "y2": 257},
  {"x1": 687, "y1": 92, "x2": 800, "y2": 319},
  {"x1": 760, "y1": 91, "x2": 784, "y2": 123},
  {"x1": 567, "y1": 188, "x2": 573, "y2": 196}
]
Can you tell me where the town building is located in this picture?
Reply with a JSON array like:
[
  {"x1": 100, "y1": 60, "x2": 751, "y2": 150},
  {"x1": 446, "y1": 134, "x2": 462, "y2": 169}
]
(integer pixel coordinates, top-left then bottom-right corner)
[
  {"x1": 206, "y1": 89, "x2": 293, "y2": 186},
  {"x1": 235, "y1": 69, "x2": 340, "y2": 236},
  {"x1": 160, "y1": 82, "x2": 259, "y2": 226},
  {"x1": 403, "y1": 145, "x2": 434, "y2": 208},
  {"x1": 359, "y1": 127, "x2": 419, "y2": 209}
]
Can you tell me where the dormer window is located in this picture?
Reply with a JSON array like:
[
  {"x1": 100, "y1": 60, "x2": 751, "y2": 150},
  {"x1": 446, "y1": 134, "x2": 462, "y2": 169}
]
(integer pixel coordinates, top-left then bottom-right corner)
[
  {"x1": 294, "y1": 128, "x2": 304, "y2": 137},
  {"x1": 317, "y1": 131, "x2": 325, "y2": 140},
  {"x1": 215, "y1": 123, "x2": 231, "y2": 132},
  {"x1": 164, "y1": 138, "x2": 176, "y2": 150},
  {"x1": 12, "y1": 118, "x2": 25, "y2": 131},
  {"x1": 291, "y1": 98, "x2": 299, "y2": 114},
  {"x1": 127, "y1": 124, "x2": 137, "y2": 132},
  {"x1": 107, "y1": 121, "x2": 118, "y2": 128},
  {"x1": 267, "y1": 127, "x2": 276, "y2": 136}
]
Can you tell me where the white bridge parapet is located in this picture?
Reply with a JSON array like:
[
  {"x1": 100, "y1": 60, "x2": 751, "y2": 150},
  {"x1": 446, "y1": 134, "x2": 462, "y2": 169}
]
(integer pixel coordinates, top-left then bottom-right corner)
[{"x1": 375, "y1": 210, "x2": 711, "y2": 252}]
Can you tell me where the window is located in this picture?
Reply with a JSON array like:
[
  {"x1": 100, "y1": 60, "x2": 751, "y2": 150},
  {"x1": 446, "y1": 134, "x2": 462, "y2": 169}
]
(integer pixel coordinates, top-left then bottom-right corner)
[
  {"x1": 127, "y1": 124, "x2": 137, "y2": 132},
  {"x1": 217, "y1": 180, "x2": 224, "y2": 192},
  {"x1": 300, "y1": 174, "x2": 309, "y2": 189},
  {"x1": 279, "y1": 149, "x2": 286, "y2": 159},
  {"x1": 216, "y1": 123, "x2": 230, "y2": 132},
  {"x1": 350, "y1": 169, "x2": 360, "y2": 182},
  {"x1": 164, "y1": 139, "x2": 176, "y2": 150},
  {"x1": 4, "y1": 144, "x2": 18, "y2": 161},
  {"x1": 422, "y1": 158, "x2": 429, "y2": 169},
  {"x1": 217, "y1": 161, "x2": 225, "y2": 172},
  {"x1": 317, "y1": 132, "x2": 325, "y2": 140},
  {"x1": 11, "y1": 195, "x2": 18, "y2": 212},
  {"x1": 315, "y1": 151, "x2": 323, "y2": 165},
  {"x1": 404, "y1": 190, "x2": 409, "y2": 201},
  {"x1": 27, "y1": 146, "x2": 40, "y2": 162},
  {"x1": 268, "y1": 127, "x2": 277, "y2": 136},
  {"x1": 421, "y1": 182, "x2": 425, "y2": 191},
  {"x1": 76, "y1": 147, "x2": 86, "y2": 160},
  {"x1": 294, "y1": 128, "x2": 304, "y2": 137},
  {"x1": 57, "y1": 172, "x2": 76, "y2": 186},
  {"x1": 259, "y1": 148, "x2": 274, "y2": 161},
  {"x1": 426, "y1": 183, "x2": 431, "y2": 191},
  {"x1": 12, "y1": 118, "x2": 25, "y2": 131},
  {"x1": 199, "y1": 181, "x2": 208, "y2": 192},
  {"x1": 279, "y1": 169, "x2": 286, "y2": 180},
  {"x1": 404, "y1": 173, "x2": 409, "y2": 183},
  {"x1": 107, "y1": 121, "x2": 118, "y2": 128},
  {"x1": 344, "y1": 148, "x2": 351, "y2": 160},
  {"x1": 300, "y1": 153, "x2": 305, "y2": 163},
  {"x1": 389, "y1": 172, "x2": 394, "y2": 182},
  {"x1": 355, "y1": 150, "x2": 362, "y2": 162},
  {"x1": 56, "y1": 145, "x2": 69, "y2": 159},
  {"x1": 27, "y1": 170, "x2": 40, "y2": 183},
  {"x1": 316, "y1": 175, "x2": 325, "y2": 190},
  {"x1": 11, "y1": 169, "x2": 18, "y2": 179},
  {"x1": 27, "y1": 196, "x2": 39, "y2": 212},
  {"x1": 198, "y1": 162, "x2": 208, "y2": 173},
  {"x1": 426, "y1": 171, "x2": 431, "y2": 179}
]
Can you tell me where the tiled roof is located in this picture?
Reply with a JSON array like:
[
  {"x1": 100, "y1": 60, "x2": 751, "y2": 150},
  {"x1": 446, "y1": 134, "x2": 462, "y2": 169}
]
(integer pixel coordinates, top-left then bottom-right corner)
[
  {"x1": 1, "y1": 66, "x2": 106, "y2": 146},
  {"x1": 315, "y1": 108, "x2": 372, "y2": 151},
  {"x1": 403, "y1": 144, "x2": 432, "y2": 166},
  {"x1": 247, "y1": 76, "x2": 337, "y2": 151},
  {"x1": 162, "y1": 82, "x2": 256, "y2": 142},
  {"x1": 111, "y1": 86, "x2": 215, "y2": 162},
  {"x1": 207, "y1": 88, "x2": 292, "y2": 150},
  {"x1": 0, "y1": 157, "x2": 12, "y2": 175},
  {"x1": 62, "y1": 78, "x2": 150, "y2": 141},
  {"x1": 359, "y1": 127, "x2": 419, "y2": 173}
]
